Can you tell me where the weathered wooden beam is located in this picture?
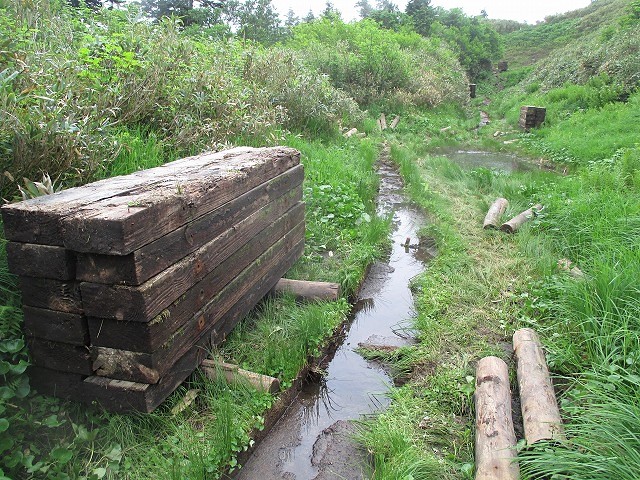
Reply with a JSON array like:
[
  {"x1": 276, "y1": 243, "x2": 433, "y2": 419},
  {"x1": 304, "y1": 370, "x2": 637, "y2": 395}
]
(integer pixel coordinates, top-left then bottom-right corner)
[
  {"x1": 6, "y1": 243, "x2": 75, "y2": 280},
  {"x1": 81, "y1": 199, "x2": 304, "y2": 322},
  {"x1": 513, "y1": 328, "x2": 565, "y2": 445},
  {"x1": 91, "y1": 227, "x2": 305, "y2": 383},
  {"x1": 379, "y1": 113, "x2": 387, "y2": 130},
  {"x1": 201, "y1": 360, "x2": 280, "y2": 394},
  {"x1": 483, "y1": 198, "x2": 509, "y2": 230},
  {"x1": 62, "y1": 148, "x2": 300, "y2": 255},
  {"x1": 1, "y1": 147, "x2": 257, "y2": 245},
  {"x1": 29, "y1": 366, "x2": 86, "y2": 399},
  {"x1": 475, "y1": 356, "x2": 519, "y2": 480},
  {"x1": 27, "y1": 338, "x2": 92, "y2": 375},
  {"x1": 76, "y1": 166, "x2": 303, "y2": 285},
  {"x1": 20, "y1": 278, "x2": 83, "y2": 314},
  {"x1": 390, "y1": 115, "x2": 400, "y2": 129},
  {"x1": 500, "y1": 204, "x2": 542, "y2": 234},
  {"x1": 83, "y1": 235, "x2": 302, "y2": 412},
  {"x1": 272, "y1": 279, "x2": 340, "y2": 302},
  {"x1": 23, "y1": 306, "x2": 88, "y2": 345},
  {"x1": 88, "y1": 208, "x2": 304, "y2": 351}
]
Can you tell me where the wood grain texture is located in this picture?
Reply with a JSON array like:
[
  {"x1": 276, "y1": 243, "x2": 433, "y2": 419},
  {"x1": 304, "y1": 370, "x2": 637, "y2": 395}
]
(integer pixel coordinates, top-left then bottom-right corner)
[
  {"x1": 513, "y1": 328, "x2": 565, "y2": 444},
  {"x1": 83, "y1": 233, "x2": 302, "y2": 411},
  {"x1": 6, "y1": 243, "x2": 75, "y2": 280},
  {"x1": 20, "y1": 277, "x2": 83, "y2": 314},
  {"x1": 80, "y1": 198, "x2": 304, "y2": 322},
  {"x1": 23, "y1": 306, "x2": 88, "y2": 345},
  {"x1": 76, "y1": 166, "x2": 303, "y2": 285},
  {"x1": 27, "y1": 338, "x2": 92, "y2": 375},
  {"x1": 500, "y1": 204, "x2": 543, "y2": 234},
  {"x1": 483, "y1": 198, "x2": 509, "y2": 230},
  {"x1": 28, "y1": 366, "x2": 87, "y2": 399},
  {"x1": 474, "y1": 356, "x2": 519, "y2": 480},
  {"x1": 272, "y1": 279, "x2": 341, "y2": 302},
  {"x1": 1, "y1": 147, "x2": 257, "y2": 245},
  {"x1": 91, "y1": 224, "x2": 304, "y2": 382},
  {"x1": 62, "y1": 148, "x2": 299, "y2": 254}
]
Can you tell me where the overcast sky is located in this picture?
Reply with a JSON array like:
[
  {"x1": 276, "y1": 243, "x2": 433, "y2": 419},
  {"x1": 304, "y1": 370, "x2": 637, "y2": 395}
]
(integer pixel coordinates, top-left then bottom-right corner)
[{"x1": 272, "y1": 0, "x2": 592, "y2": 24}]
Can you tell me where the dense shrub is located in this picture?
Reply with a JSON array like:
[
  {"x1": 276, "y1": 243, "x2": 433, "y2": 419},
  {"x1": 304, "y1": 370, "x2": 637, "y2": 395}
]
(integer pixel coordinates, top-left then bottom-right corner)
[{"x1": 287, "y1": 18, "x2": 468, "y2": 108}]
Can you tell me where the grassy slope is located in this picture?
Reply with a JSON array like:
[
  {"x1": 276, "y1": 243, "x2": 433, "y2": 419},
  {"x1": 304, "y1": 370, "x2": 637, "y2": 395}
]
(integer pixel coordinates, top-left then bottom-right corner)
[{"x1": 361, "y1": 2, "x2": 640, "y2": 478}]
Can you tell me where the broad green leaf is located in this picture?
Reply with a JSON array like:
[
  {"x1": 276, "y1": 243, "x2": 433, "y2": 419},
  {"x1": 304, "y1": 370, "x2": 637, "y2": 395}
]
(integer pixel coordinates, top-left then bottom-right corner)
[
  {"x1": 51, "y1": 446, "x2": 73, "y2": 464},
  {"x1": 0, "y1": 419, "x2": 9, "y2": 433}
]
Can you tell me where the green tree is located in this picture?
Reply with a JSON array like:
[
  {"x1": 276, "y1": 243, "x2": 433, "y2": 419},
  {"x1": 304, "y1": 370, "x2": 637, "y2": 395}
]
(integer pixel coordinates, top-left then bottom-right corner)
[
  {"x1": 355, "y1": 0, "x2": 373, "y2": 19},
  {"x1": 322, "y1": 1, "x2": 341, "y2": 19},
  {"x1": 303, "y1": 9, "x2": 315, "y2": 23},
  {"x1": 369, "y1": 1, "x2": 409, "y2": 30},
  {"x1": 141, "y1": 0, "x2": 224, "y2": 27},
  {"x1": 405, "y1": 0, "x2": 434, "y2": 36},
  {"x1": 225, "y1": 0, "x2": 282, "y2": 44}
]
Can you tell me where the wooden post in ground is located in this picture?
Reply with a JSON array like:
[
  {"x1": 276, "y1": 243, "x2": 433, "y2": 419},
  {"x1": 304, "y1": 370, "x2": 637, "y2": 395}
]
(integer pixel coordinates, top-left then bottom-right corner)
[
  {"x1": 483, "y1": 198, "x2": 509, "y2": 230},
  {"x1": 201, "y1": 359, "x2": 280, "y2": 394},
  {"x1": 500, "y1": 204, "x2": 542, "y2": 234},
  {"x1": 272, "y1": 279, "x2": 340, "y2": 302},
  {"x1": 475, "y1": 356, "x2": 519, "y2": 480},
  {"x1": 513, "y1": 328, "x2": 565, "y2": 445},
  {"x1": 470, "y1": 84, "x2": 477, "y2": 99}
]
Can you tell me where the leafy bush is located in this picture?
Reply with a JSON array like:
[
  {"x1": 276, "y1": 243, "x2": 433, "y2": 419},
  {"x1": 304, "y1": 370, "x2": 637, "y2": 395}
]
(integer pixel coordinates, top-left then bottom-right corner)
[{"x1": 287, "y1": 18, "x2": 468, "y2": 108}]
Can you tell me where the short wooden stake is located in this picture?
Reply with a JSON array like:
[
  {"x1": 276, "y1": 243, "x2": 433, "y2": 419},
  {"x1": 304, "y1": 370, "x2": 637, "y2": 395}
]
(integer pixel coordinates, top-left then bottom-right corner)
[
  {"x1": 513, "y1": 328, "x2": 565, "y2": 444},
  {"x1": 475, "y1": 356, "x2": 519, "y2": 480},
  {"x1": 201, "y1": 359, "x2": 280, "y2": 394},
  {"x1": 379, "y1": 113, "x2": 387, "y2": 130},
  {"x1": 272, "y1": 278, "x2": 340, "y2": 302},
  {"x1": 483, "y1": 198, "x2": 509, "y2": 230},
  {"x1": 500, "y1": 204, "x2": 542, "y2": 234}
]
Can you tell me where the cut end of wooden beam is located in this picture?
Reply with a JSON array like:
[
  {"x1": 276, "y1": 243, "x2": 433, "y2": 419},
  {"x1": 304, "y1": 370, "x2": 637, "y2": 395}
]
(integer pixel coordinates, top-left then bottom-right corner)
[
  {"x1": 201, "y1": 359, "x2": 280, "y2": 394},
  {"x1": 272, "y1": 278, "x2": 341, "y2": 302}
]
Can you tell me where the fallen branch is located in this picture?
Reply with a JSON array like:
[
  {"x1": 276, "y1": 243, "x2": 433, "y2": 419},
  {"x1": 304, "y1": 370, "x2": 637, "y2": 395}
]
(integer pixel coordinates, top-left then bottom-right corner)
[
  {"x1": 272, "y1": 278, "x2": 340, "y2": 302},
  {"x1": 500, "y1": 204, "x2": 542, "y2": 233},
  {"x1": 475, "y1": 356, "x2": 519, "y2": 480},
  {"x1": 201, "y1": 359, "x2": 280, "y2": 394},
  {"x1": 483, "y1": 198, "x2": 509, "y2": 230},
  {"x1": 513, "y1": 328, "x2": 565, "y2": 444}
]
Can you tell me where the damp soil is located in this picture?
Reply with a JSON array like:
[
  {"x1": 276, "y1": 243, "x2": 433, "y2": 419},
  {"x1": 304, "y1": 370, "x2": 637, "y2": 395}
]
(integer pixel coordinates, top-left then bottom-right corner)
[{"x1": 234, "y1": 157, "x2": 432, "y2": 479}]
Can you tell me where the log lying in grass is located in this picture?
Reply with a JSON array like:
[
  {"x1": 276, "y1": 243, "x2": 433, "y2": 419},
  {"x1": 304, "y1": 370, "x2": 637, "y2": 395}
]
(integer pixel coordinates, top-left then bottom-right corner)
[
  {"x1": 390, "y1": 115, "x2": 400, "y2": 129},
  {"x1": 500, "y1": 204, "x2": 542, "y2": 234},
  {"x1": 272, "y1": 279, "x2": 340, "y2": 302},
  {"x1": 344, "y1": 128, "x2": 358, "y2": 138},
  {"x1": 513, "y1": 328, "x2": 565, "y2": 444},
  {"x1": 201, "y1": 359, "x2": 280, "y2": 394},
  {"x1": 483, "y1": 198, "x2": 509, "y2": 230},
  {"x1": 475, "y1": 356, "x2": 519, "y2": 480}
]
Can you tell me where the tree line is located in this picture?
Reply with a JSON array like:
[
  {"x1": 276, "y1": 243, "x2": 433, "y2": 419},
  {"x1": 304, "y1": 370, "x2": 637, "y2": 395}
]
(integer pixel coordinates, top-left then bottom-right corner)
[{"x1": 68, "y1": 0, "x2": 502, "y2": 78}]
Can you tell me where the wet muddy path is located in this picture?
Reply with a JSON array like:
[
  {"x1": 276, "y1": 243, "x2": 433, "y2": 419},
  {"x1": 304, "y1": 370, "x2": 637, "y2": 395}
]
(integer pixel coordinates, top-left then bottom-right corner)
[{"x1": 235, "y1": 159, "x2": 432, "y2": 479}]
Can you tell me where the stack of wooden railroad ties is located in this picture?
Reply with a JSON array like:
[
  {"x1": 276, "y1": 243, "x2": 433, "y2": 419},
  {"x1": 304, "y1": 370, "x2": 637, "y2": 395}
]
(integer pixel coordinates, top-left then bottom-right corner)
[
  {"x1": 2, "y1": 147, "x2": 307, "y2": 412},
  {"x1": 519, "y1": 106, "x2": 546, "y2": 131}
]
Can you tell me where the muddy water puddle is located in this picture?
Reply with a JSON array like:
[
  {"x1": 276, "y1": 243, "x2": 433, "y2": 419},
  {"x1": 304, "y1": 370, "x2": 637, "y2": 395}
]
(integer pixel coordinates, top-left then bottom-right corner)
[
  {"x1": 432, "y1": 148, "x2": 536, "y2": 173},
  {"x1": 235, "y1": 160, "x2": 431, "y2": 479}
]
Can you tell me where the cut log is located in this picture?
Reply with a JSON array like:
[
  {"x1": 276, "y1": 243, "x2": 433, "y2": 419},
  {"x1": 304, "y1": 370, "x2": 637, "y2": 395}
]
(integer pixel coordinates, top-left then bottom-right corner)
[
  {"x1": 6, "y1": 243, "x2": 75, "y2": 280},
  {"x1": 1, "y1": 147, "x2": 257, "y2": 245},
  {"x1": 62, "y1": 147, "x2": 299, "y2": 255},
  {"x1": 344, "y1": 128, "x2": 358, "y2": 138},
  {"x1": 201, "y1": 359, "x2": 280, "y2": 394},
  {"x1": 27, "y1": 338, "x2": 92, "y2": 375},
  {"x1": 90, "y1": 227, "x2": 304, "y2": 382},
  {"x1": 81, "y1": 199, "x2": 304, "y2": 322},
  {"x1": 475, "y1": 356, "x2": 519, "y2": 480},
  {"x1": 20, "y1": 278, "x2": 83, "y2": 314},
  {"x1": 272, "y1": 279, "x2": 340, "y2": 302},
  {"x1": 483, "y1": 198, "x2": 509, "y2": 230},
  {"x1": 513, "y1": 328, "x2": 565, "y2": 444},
  {"x1": 500, "y1": 204, "x2": 542, "y2": 234},
  {"x1": 379, "y1": 113, "x2": 387, "y2": 130},
  {"x1": 75, "y1": 167, "x2": 303, "y2": 285},
  {"x1": 390, "y1": 115, "x2": 400, "y2": 129},
  {"x1": 23, "y1": 306, "x2": 88, "y2": 345}
]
